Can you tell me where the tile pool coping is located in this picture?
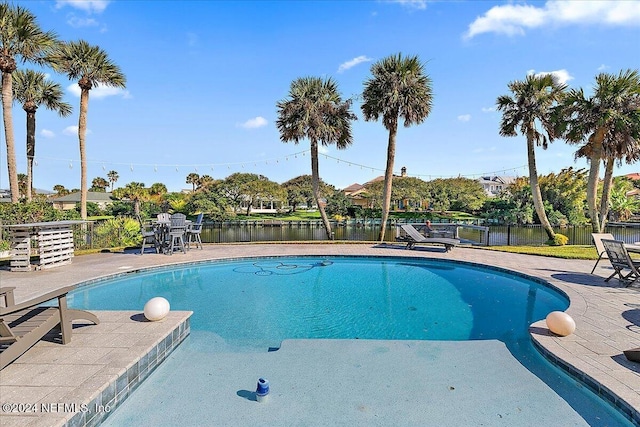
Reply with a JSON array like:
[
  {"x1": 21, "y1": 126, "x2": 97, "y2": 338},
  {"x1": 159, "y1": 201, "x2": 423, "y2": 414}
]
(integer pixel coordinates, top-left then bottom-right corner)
[{"x1": 65, "y1": 314, "x2": 191, "y2": 427}]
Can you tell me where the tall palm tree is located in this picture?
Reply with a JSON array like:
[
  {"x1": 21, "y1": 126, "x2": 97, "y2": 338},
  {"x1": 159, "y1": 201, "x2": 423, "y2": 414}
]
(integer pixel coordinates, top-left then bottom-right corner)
[
  {"x1": 48, "y1": 40, "x2": 126, "y2": 219},
  {"x1": 0, "y1": 3, "x2": 57, "y2": 202},
  {"x1": 496, "y1": 74, "x2": 567, "y2": 240},
  {"x1": 361, "y1": 53, "x2": 433, "y2": 241},
  {"x1": 107, "y1": 170, "x2": 119, "y2": 191},
  {"x1": 186, "y1": 172, "x2": 200, "y2": 192},
  {"x1": 276, "y1": 77, "x2": 356, "y2": 239},
  {"x1": 557, "y1": 69, "x2": 640, "y2": 232},
  {"x1": 12, "y1": 69, "x2": 71, "y2": 201}
]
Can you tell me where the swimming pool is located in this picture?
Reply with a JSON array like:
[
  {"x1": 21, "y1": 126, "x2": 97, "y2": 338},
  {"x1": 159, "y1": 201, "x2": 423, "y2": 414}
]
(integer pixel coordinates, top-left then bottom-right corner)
[{"x1": 67, "y1": 256, "x2": 633, "y2": 426}]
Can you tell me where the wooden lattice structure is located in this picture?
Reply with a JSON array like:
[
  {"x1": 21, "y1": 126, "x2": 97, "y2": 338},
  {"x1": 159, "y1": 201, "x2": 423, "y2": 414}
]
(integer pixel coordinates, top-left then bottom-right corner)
[{"x1": 4, "y1": 221, "x2": 88, "y2": 272}]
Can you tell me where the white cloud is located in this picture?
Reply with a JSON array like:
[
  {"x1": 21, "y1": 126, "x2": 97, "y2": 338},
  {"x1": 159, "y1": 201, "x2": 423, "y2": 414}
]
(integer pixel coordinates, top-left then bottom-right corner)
[
  {"x1": 528, "y1": 68, "x2": 574, "y2": 84},
  {"x1": 389, "y1": 0, "x2": 427, "y2": 10},
  {"x1": 465, "y1": 0, "x2": 640, "y2": 39},
  {"x1": 56, "y1": 0, "x2": 110, "y2": 13},
  {"x1": 481, "y1": 107, "x2": 495, "y2": 113},
  {"x1": 338, "y1": 56, "x2": 373, "y2": 73},
  {"x1": 67, "y1": 16, "x2": 98, "y2": 28},
  {"x1": 457, "y1": 114, "x2": 471, "y2": 122},
  {"x1": 239, "y1": 116, "x2": 268, "y2": 129},
  {"x1": 597, "y1": 64, "x2": 610, "y2": 71},
  {"x1": 40, "y1": 129, "x2": 55, "y2": 138},
  {"x1": 67, "y1": 83, "x2": 131, "y2": 100},
  {"x1": 318, "y1": 145, "x2": 329, "y2": 155},
  {"x1": 63, "y1": 126, "x2": 93, "y2": 136}
]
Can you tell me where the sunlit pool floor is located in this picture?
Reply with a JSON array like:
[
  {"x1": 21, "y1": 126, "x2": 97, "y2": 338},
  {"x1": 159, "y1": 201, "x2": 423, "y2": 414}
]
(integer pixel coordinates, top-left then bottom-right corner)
[{"x1": 101, "y1": 334, "x2": 589, "y2": 426}]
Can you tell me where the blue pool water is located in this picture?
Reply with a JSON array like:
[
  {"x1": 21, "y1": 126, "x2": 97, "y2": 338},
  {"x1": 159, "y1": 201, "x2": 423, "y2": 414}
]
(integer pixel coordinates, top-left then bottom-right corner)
[{"x1": 68, "y1": 256, "x2": 633, "y2": 426}]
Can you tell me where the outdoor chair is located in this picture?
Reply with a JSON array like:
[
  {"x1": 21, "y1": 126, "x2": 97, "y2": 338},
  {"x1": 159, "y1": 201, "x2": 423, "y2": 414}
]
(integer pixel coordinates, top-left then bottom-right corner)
[
  {"x1": 590, "y1": 233, "x2": 615, "y2": 274},
  {"x1": 167, "y1": 213, "x2": 187, "y2": 255},
  {"x1": 157, "y1": 213, "x2": 171, "y2": 222},
  {"x1": 600, "y1": 239, "x2": 640, "y2": 286},
  {"x1": 0, "y1": 285, "x2": 99, "y2": 370},
  {"x1": 137, "y1": 215, "x2": 159, "y2": 255},
  {"x1": 186, "y1": 213, "x2": 204, "y2": 250},
  {"x1": 0, "y1": 287, "x2": 15, "y2": 307},
  {"x1": 398, "y1": 224, "x2": 460, "y2": 252},
  {"x1": 624, "y1": 347, "x2": 640, "y2": 363}
]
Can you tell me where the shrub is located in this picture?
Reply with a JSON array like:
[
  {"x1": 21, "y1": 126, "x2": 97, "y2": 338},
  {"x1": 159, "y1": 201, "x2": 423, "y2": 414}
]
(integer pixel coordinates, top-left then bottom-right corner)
[
  {"x1": 93, "y1": 217, "x2": 140, "y2": 248},
  {"x1": 547, "y1": 233, "x2": 569, "y2": 246}
]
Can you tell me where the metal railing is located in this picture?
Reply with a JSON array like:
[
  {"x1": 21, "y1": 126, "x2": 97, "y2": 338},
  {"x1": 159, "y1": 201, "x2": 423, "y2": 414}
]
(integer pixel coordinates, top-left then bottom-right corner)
[{"x1": 65, "y1": 220, "x2": 640, "y2": 250}]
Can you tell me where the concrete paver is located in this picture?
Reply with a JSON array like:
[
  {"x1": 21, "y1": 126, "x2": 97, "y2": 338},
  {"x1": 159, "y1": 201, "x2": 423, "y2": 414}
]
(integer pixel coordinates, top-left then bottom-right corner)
[{"x1": 0, "y1": 243, "x2": 638, "y2": 425}]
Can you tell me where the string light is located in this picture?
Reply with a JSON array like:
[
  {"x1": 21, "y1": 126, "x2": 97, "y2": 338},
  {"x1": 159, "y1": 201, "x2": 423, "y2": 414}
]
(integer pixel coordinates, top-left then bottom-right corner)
[{"x1": 20, "y1": 147, "x2": 525, "y2": 182}]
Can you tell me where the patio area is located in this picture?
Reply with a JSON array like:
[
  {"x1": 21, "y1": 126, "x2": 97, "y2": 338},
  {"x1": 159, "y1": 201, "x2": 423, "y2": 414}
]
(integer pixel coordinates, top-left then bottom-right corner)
[{"x1": 0, "y1": 243, "x2": 638, "y2": 426}]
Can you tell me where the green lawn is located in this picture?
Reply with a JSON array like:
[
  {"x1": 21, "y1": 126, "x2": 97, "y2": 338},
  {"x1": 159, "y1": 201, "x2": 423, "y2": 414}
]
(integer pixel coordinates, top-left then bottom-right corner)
[{"x1": 480, "y1": 245, "x2": 598, "y2": 259}]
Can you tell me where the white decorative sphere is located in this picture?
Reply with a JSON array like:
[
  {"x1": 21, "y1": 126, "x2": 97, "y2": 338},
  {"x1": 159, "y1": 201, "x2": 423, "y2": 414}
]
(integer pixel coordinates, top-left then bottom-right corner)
[
  {"x1": 546, "y1": 311, "x2": 576, "y2": 336},
  {"x1": 143, "y1": 297, "x2": 170, "y2": 321}
]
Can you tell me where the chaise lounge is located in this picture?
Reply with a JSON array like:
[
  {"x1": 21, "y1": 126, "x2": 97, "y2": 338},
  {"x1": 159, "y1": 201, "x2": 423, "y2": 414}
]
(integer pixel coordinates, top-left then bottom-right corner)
[
  {"x1": 398, "y1": 224, "x2": 460, "y2": 252},
  {"x1": 624, "y1": 347, "x2": 640, "y2": 363},
  {"x1": 0, "y1": 285, "x2": 99, "y2": 370}
]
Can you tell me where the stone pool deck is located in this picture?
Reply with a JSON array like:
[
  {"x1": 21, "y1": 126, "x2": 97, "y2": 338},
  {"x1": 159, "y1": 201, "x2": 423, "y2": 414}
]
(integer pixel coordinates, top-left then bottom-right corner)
[{"x1": 0, "y1": 243, "x2": 638, "y2": 426}]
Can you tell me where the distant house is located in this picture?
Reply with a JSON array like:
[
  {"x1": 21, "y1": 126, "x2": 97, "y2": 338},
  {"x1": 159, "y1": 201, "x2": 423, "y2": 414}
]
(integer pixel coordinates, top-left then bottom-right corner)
[
  {"x1": 50, "y1": 191, "x2": 114, "y2": 211},
  {"x1": 0, "y1": 188, "x2": 55, "y2": 203},
  {"x1": 343, "y1": 183, "x2": 369, "y2": 208},
  {"x1": 624, "y1": 173, "x2": 640, "y2": 181},
  {"x1": 343, "y1": 167, "x2": 428, "y2": 210},
  {"x1": 477, "y1": 176, "x2": 517, "y2": 197}
]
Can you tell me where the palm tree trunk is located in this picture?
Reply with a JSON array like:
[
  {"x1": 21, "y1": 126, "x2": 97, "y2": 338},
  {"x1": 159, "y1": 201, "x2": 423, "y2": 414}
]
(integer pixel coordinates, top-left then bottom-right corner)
[
  {"x1": 1, "y1": 72, "x2": 19, "y2": 203},
  {"x1": 310, "y1": 139, "x2": 333, "y2": 239},
  {"x1": 599, "y1": 156, "x2": 615, "y2": 232},
  {"x1": 379, "y1": 125, "x2": 397, "y2": 242},
  {"x1": 26, "y1": 110, "x2": 36, "y2": 202},
  {"x1": 586, "y1": 130, "x2": 605, "y2": 233},
  {"x1": 79, "y1": 89, "x2": 89, "y2": 220},
  {"x1": 526, "y1": 131, "x2": 555, "y2": 240}
]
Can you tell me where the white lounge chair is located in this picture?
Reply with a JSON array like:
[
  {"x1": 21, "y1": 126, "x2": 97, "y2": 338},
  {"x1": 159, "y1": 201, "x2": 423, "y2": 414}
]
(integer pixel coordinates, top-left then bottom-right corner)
[
  {"x1": 590, "y1": 233, "x2": 614, "y2": 274},
  {"x1": 398, "y1": 224, "x2": 460, "y2": 252}
]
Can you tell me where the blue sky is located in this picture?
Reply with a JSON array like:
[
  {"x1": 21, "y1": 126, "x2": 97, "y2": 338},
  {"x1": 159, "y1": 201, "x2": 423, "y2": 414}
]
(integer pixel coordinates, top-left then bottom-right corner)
[{"x1": 1, "y1": 0, "x2": 639, "y2": 192}]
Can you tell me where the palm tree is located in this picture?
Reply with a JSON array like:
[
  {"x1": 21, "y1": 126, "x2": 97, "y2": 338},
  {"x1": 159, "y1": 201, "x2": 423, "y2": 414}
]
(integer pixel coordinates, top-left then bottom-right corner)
[
  {"x1": 276, "y1": 76, "x2": 356, "y2": 239},
  {"x1": 12, "y1": 69, "x2": 71, "y2": 202},
  {"x1": 186, "y1": 173, "x2": 199, "y2": 192},
  {"x1": 107, "y1": 170, "x2": 119, "y2": 191},
  {"x1": 90, "y1": 176, "x2": 109, "y2": 192},
  {"x1": 361, "y1": 53, "x2": 433, "y2": 241},
  {"x1": 113, "y1": 182, "x2": 147, "y2": 217},
  {"x1": 53, "y1": 184, "x2": 68, "y2": 196},
  {"x1": 496, "y1": 74, "x2": 567, "y2": 240},
  {"x1": 48, "y1": 40, "x2": 126, "y2": 219},
  {"x1": 0, "y1": 3, "x2": 58, "y2": 202},
  {"x1": 557, "y1": 69, "x2": 640, "y2": 232}
]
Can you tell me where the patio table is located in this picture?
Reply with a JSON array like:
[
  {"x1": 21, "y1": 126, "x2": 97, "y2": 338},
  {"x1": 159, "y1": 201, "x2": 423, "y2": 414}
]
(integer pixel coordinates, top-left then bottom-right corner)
[
  {"x1": 4, "y1": 220, "x2": 89, "y2": 272},
  {"x1": 153, "y1": 219, "x2": 191, "y2": 254}
]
